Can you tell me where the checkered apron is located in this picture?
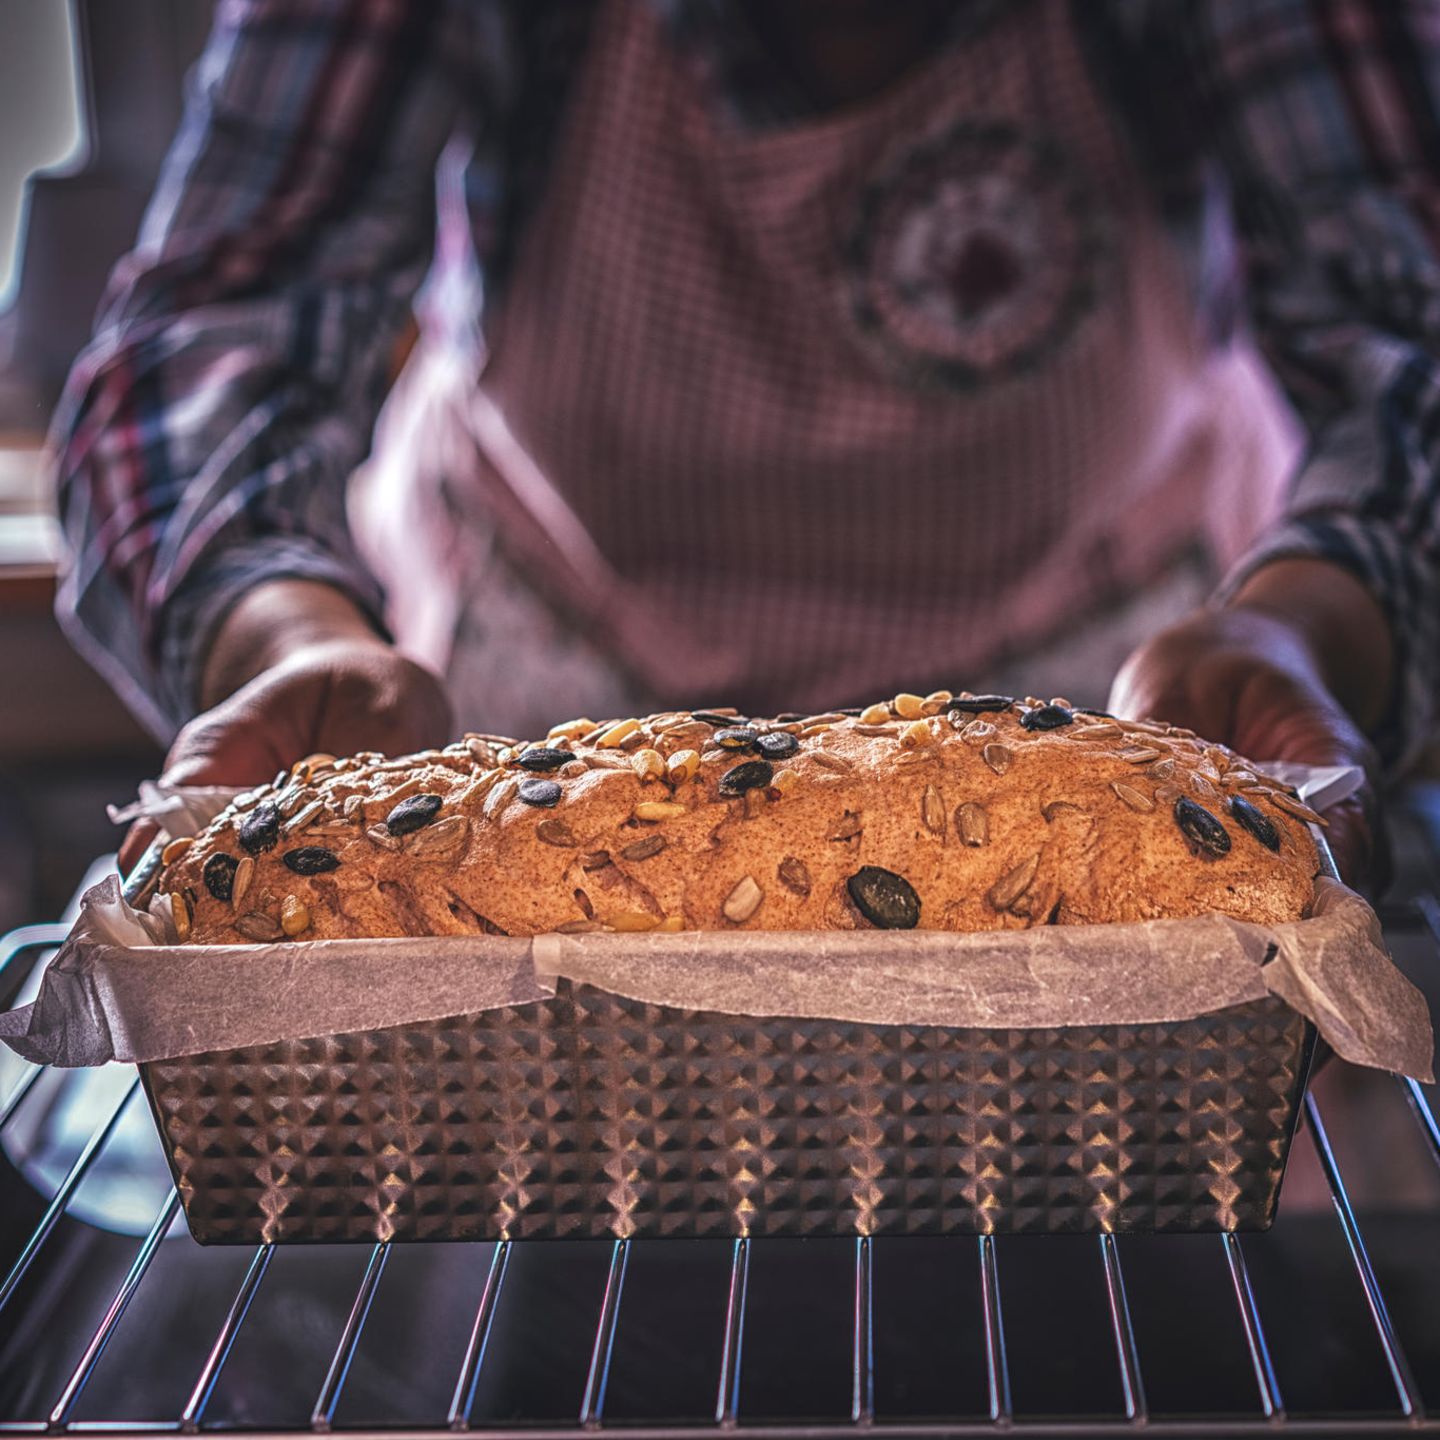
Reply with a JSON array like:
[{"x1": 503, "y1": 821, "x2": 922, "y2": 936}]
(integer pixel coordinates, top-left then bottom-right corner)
[{"x1": 360, "y1": 0, "x2": 1300, "y2": 737}]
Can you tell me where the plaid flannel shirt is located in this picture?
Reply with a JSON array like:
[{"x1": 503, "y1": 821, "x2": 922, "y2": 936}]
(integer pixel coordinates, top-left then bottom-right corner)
[{"x1": 51, "y1": 0, "x2": 1440, "y2": 771}]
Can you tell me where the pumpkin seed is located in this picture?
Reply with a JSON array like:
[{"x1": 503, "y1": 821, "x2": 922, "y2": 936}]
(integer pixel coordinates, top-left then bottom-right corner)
[
  {"x1": 719, "y1": 760, "x2": 773, "y2": 796},
  {"x1": 283, "y1": 847, "x2": 340, "y2": 875},
  {"x1": 722, "y1": 875, "x2": 764, "y2": 924},
  {"x1": 756, "y1": 731, "x2": 800, "y2": 759},
  {"x1": 847, "y1": 866, "x2": 921, "y2": 929},
  {"x1": 239, "y1": 802, "x2": 281, "y2": 855},
  {"x1": 1174, "y1": 797, "x2": 1231, "y2": 857},
  {"x1": 517, "y1": 778, "x2": 562, "y2": 808},
  {"x1": 946, "y1": 694, "x2": 1013, "y2": 714},
  {"x1": 386, "y1": 793, "x2": 443, "y2": 835},
  {"x1": 988, "y1": 853, "x2": 1040, "y2": 912},
  {"x1": 1229, "y1": 795, "x2": 1281, "y2": 851},
  {"x1": 202, "y1": 852, "x2": 239, "y2": 901},
  {"x1": 517, "y1": 746, "x2": 571, "y2": 773},
  {"x1": 1020, "y1": 703, "x2": 1074, "y2": 731},
  {"x1": 714, "y1": 726, "x2": 759, "y2": 750}
]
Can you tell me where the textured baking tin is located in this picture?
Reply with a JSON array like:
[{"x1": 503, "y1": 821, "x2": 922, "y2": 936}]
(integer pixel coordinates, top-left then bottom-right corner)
[{"x1": 139, "y1": 979, "x2": 1316, "y2": 1243}]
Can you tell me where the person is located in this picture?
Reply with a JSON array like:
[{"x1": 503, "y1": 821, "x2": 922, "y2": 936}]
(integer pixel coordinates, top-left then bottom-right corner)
[{"x1": 51, "y1": 0, "x2": 1440, "y2": 886}]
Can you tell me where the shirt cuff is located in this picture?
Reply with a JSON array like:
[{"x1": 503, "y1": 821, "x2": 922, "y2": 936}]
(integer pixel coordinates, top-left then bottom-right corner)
[
  {"x1": 1215, "y1": 512, "x2": 1440, "y2": 777},
  {"x1": 152, "y1": 538, "x2": 391, "y2": 732}
]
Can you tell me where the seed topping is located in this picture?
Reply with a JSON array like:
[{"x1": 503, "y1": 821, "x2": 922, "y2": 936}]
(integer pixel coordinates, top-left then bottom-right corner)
[
  {"x1": 982, "y1": 743, "x2": 1012, "y2": 775},
  {"x1": 1229, "y1": 795, "x2": 1281, "y2": 851},
  {"x1": 988, "y1": 853, "x2": 1041, "y2": 912},
  {"x1": 280, "y1": 894, "x2": 311, "y2": 937},
  {"x1": 714, "y1": 726, "x2": 760, "y2": 750},
  {"x1": 1111, "y1": 781, "x2": 1155, "y2": 813},
  {"x1": 777, "y1": 856, "x2": 812, "y2": 896},
  {"x1": 955, "y1": 802, "x2": 989, "y2": 847},
  {"x1": 756, "y1": 731, "x2": 800, "y2": 760},
  {"x1": 1020, "y1": 703, "x2": 1075, "y2": 731},
  {"x1": 722, "y1": 875, "x2": 764, "y2": 924},
  {"x1": 239, "y1": 802, "x2": 281, "y2": 855},
  {"x1": 621, "y1": 834, "x2": 667, "y2": 861},
  {"x1": 283, "y1": 846, "x2": 341, "y2": 875},
  {"x1": 719, "y1": 759, "x2": 773, "y2": 796},
  {"x1": 518, "y1": 778, "x2": 562, "y2": 808},
  {"x1": 946, "y1": 694, "x2": 1013, "y2": 714},
  {"x1": 536, "y1": 817, "x2": 579, "y2": 847},
  {"x1": 386, "y1": 793, "x2": 443, "y2": 835},
  {"x1": 847, "y1": 866, "x2": 921, "y2": 929},
  {"x1": 1174, "y1": 797, "x2": 1231, "y2": 857},
  {"x1": 516, "y1": 746, "x2": 571, "y2": 773},
  {"x1": 202, "y1": 852, "x2": 240, "y2": 902}
]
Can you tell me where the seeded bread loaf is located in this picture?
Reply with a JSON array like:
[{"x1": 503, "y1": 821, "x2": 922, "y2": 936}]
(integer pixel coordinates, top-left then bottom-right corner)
[{"x1": 152, "y1": 693, "x2": 1323, "y2": 944}]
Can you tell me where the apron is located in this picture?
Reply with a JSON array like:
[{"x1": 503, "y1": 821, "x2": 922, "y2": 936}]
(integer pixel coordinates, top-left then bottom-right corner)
[{"x1": 354, "y1": 0, "x2": 1301, "y2": 738}]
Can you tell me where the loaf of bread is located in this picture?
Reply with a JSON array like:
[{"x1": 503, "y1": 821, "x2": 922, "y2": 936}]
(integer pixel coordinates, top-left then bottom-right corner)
[{"x1": 153, "y1": 692, "x2": 1322, "y2": 944}]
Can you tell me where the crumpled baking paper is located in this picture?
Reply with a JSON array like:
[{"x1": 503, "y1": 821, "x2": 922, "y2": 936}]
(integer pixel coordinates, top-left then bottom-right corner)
[
  {"x1": 0, "y1": 874, "x2": 1430, "y2": 1081},
  {"x1": 2, "y1": 760, "x2": 1428, "y2": 1080}
]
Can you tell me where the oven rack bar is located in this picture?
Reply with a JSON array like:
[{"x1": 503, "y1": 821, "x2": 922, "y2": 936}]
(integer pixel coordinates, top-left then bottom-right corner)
[{"x1": 1, "y1": 905, "x2": 1438, "y2": 1437}]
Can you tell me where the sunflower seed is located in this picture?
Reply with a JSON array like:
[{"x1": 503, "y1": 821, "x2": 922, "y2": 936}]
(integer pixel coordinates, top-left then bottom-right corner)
[
  {"x1": 1229, "y1": 795, "x2": 1281, "y2": 851},
  {"x1": 960, "y1": 719, "x2": 996, "y2": 742},
  {"x1": 231, "y1": 856, "x2": 255, "y2": 909},
  {"x1": 280, "y1": 894, "x2": 311, "y2": 936},
  {"x1": 620, "y1": 834, "x2": 667, "y2": 861},
  {"x1": 556, "y1": 919, "x2": 602, "y2": 934},
  {"x1": 202, "y1": 852, "x2": 239, "y2": 901},
  {"x1": 1269, "y1": 791, "x2": 1327, "y2": 826},
  {"x1": 1149, "y1": 758, "x2": 1176, "y2": 780},
  {"x1": 955, "y1": 801, "x2": 988, "y2": 846},
  {"x1": 466, "y1": 736, "x2": 499, "y2": 767},
  {"x1": 283, "y1": 846, "x2": 340, "y2": 875},
  {"x1": 1174, "y1": 797, "x2": 1231, "y2": 857},
  {"x1": 922, "y1": 785, "x2": 946, "y2": 835},
  {"x1": 1191, "y1": 774, "x2": 1217, "y2": 799},
  {"x1": 536, "y1": 817, "x2": 579, "y2": 848},
  {"x1": 278, "y1": 786, "x2": 314, "y2": 819},
  {"x1": 409, "y1": 815, "x2": 470, "y2": 860},
  {"x1": 847, "y1": 866, "x2": 921, "y2": 929},
  {"x1": 853, "y1": 723, "x2": 893, "y2": 736},
  {"x1": 484, "y1": 777, "x2": 519, "y2": 815},
  {"x1": 1077, "y1": 722, "x2": 1123, "y2": 739},
  {"x1": 828, "y1": 812, "x2": 863, "y2": 841},
  {"x1": 988, "y1": 853, "x2": 1041, "y2": 912},
  {"x1": 1118, "y1": 748, "x2": 1161, "y2": 764},
  {"x1": 366, "y1": 825, "x2": 403, "y2": 852},
  {"x1": 169, "y1": 890, "x2": 192, "y2": 942},
  {"x1": 722, "y1": 875, "x2": 764, "y2": 924},
  {"x1": 581, "y1": 850, "x2": 612, "y2": 871},
  {"x1": 777, "y1": 856, "x2": 812, "y2": 896},
  {"x1": 810, "y1": 751, "x2": 853, "y2": 773},
  {"x1": 386, "y1": 793, "x2": 443, "y2": 835},
  {"x1": 235, "y1": 911, "x2": 283, "y2": 943},
  {"x1": 635, "y1": 800, "x2": 687, "y2": 821},
  {"x1": 982, "y1": 743, "x2": 1012, "y2": 775},
  {"x1": 1204, "y1": 746, "x2": 1230, "y2": 773},
  {"x1": 286, "y1": 799, "x2": 327, "y2": 834},
  {"x1": 1111, "y1": 781, "x2": 1154, "y2": 813}
]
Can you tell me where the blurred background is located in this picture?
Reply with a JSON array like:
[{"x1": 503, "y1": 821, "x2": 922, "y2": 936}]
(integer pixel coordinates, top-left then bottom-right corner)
[{"x1": 0, "y1": 0, "x2": 212, "y2": 931}]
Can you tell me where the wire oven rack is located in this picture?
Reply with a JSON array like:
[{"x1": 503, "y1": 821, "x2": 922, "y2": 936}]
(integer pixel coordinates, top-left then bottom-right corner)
[{"x1": 2, "y1": 791, "x2": 1440, "y2": 1439}]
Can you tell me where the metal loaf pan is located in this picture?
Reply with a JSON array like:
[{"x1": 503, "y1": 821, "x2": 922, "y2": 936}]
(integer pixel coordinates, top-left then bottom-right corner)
[{"x1": 129, "y1": 836, "x2": 1323, "y2": 1243}]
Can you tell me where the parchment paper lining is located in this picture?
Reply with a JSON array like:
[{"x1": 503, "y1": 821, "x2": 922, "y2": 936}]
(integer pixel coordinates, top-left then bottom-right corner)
[{"x1": 1, "y1": 769, "x2": 1430, "y2": 1080}]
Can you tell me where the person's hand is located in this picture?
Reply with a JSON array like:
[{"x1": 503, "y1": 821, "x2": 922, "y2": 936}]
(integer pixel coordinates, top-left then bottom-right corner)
[
  {"x1": 119, "y1": 583, "x2": 452, "y2": 873},
  {"x1": 1108, "y1": 559, "x2": 1392, "y2": 891}
]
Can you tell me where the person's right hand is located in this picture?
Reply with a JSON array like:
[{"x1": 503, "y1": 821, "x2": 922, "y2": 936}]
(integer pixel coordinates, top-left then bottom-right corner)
[{"x1": 119, "y1": 585, "x2": 452, "y2": 873}]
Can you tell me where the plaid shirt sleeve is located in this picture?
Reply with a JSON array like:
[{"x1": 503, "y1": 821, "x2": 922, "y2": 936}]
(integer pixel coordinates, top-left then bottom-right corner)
[
  {"x1": 1175, "y1": 0, "x2": 1440, "y2": 772},
  {"x1": 50, "y1": 0, "x2": 476, "y2": 739}
]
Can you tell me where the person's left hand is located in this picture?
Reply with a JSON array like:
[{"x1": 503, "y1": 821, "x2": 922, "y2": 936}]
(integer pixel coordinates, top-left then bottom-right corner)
[{"x1": 1109, "y1": 597, "x2": 1386, "y2": 892}]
